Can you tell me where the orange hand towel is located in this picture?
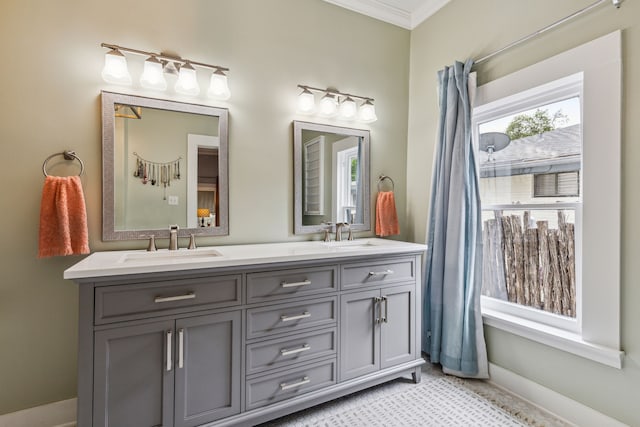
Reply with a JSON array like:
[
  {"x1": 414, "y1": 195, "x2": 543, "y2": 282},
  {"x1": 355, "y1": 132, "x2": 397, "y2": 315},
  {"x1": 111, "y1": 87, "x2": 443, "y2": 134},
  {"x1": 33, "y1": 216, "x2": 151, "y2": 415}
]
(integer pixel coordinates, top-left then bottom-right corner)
[
  {"x1": 375, "y1": 191, "x2": 400, "y2": 237},
  {"x1": 38, "y1": 176, "x2": 90, "y2": 258}
]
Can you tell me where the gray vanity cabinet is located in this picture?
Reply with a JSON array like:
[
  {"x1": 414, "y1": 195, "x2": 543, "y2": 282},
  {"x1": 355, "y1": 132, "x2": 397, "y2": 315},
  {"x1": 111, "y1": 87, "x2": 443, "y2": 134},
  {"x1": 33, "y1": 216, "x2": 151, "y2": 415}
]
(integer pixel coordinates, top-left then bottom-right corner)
[
  {"x1": 71, "y1": 246, "x2": 425, "y2": 427},
  {"x1": 340, "y1": 259, "x2": 417, "y2": 382},
  {"x1": 93, "y1": 311, "x2": 241, "y2": 427}
]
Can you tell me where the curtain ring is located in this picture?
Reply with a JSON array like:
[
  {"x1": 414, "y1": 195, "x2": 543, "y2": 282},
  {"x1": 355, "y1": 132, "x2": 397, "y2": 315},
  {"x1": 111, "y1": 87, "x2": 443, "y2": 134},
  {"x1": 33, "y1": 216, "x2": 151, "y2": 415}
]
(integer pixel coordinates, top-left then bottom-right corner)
[{"x1": 42, "y1": 150, "x2": 85, "y2": 177}]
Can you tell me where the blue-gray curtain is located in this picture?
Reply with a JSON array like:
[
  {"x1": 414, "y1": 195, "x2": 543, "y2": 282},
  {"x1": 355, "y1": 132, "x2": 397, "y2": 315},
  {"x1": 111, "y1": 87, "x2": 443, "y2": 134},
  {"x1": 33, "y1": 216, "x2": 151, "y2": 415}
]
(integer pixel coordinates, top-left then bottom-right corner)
[{"x1": 423, "y1": 59, "x2": 488, "y2": 378}]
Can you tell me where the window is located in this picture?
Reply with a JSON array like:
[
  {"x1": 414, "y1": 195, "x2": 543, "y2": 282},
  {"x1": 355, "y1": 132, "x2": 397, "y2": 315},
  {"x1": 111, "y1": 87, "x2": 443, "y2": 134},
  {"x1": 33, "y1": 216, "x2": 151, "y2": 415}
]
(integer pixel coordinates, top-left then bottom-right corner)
[
  {"x1": 473, "y1": 31, "x2": 622, "y2": 368},
  {"x1": 303, "y1": 136, "x2": 324, "y2": 215},
  {"x1": 331, "y1": 136, "x2": 360, "y2": 223},
  {"x1": 533, "y1": 172, "x2": 579, "y2": 198},
  {"x1": 476, "y1": 80, "x2": 582, "y2": 326}
]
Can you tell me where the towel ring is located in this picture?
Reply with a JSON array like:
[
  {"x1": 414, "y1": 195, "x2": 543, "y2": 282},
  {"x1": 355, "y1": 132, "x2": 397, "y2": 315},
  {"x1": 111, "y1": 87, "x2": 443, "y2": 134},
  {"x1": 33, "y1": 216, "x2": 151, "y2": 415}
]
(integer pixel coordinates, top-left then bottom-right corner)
[
  {"x1": 42, "y1": 150, "x2": 85, "y2": 177},
  {"x1": 377, "y1": 175, "x2": 394, "y2": 192}
]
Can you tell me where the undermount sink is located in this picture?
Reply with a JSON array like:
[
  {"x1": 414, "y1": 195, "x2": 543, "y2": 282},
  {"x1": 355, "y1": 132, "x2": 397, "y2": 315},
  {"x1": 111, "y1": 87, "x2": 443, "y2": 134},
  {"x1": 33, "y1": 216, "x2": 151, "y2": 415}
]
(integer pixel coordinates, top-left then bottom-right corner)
[
  {"x1": 320, "y1": 240, "x2": 380, "y2": 250},
  {"x1": 119, "y1": 248, "x2": 223, "y2": 264}
]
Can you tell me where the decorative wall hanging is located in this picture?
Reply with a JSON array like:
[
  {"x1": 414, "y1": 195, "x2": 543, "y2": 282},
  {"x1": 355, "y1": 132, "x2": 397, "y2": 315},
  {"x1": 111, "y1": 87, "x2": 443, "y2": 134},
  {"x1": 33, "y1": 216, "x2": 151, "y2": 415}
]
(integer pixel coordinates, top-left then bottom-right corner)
[{"x1": 133, "y1": 152, "x2": 181, "y2": 200}]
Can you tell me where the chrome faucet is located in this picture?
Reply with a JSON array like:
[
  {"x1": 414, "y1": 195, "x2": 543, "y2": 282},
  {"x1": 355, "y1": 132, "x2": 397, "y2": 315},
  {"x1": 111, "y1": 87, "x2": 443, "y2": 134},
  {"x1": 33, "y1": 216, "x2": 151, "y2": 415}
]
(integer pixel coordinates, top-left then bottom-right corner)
[
  {"x1": 335, "y1": 222, "x2": 352, "y2": 241},
  {"x1": 169, "y1": 225, "x2": 179, "y2": 250},
  {"x1": 322, "y1": 222, "x2": 333, "y2": 242}
]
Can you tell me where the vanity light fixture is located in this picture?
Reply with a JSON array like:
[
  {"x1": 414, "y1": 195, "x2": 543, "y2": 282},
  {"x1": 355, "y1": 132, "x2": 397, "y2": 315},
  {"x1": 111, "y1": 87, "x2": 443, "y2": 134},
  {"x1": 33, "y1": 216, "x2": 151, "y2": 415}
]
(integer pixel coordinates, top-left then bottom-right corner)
[
  {"x1": 174, "y1": 61, "x2": 200, "y2": 96},
  {"x1": 140, "y1": 55, "x2": 167, "y2": 91},
  {"x1": 297, "y1": 85, "x2": 377, "y2": 123},
  {"x1": 319, "y1": 93, "x2": 338, "y2": 117},
  {"x1": 101, "y1": 48, "x2": 132, "y2": 85},
  {"x1": 296, "y1": 87, "x2": 316, "y2": 114},
  {"x1": 101, "y1": 43, "x2": 230, "y2": 100}
]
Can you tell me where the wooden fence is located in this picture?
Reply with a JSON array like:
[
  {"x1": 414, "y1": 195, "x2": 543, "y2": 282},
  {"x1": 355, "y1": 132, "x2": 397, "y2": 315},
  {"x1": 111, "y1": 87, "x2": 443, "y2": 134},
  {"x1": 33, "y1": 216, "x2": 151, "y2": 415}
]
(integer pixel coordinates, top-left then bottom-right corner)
[{"x1": 482, "y1": 211, "x2": 576, "y2": 317}]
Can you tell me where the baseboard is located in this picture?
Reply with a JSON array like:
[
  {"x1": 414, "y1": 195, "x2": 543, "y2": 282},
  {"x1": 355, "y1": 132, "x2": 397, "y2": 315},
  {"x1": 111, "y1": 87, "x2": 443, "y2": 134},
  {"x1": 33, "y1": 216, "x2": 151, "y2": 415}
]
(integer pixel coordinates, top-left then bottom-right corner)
[
  {"x1": 0, "y1": 398, "x2": 76, "y2": 427},
  {"x1": 488, "y1": 363, "x2": 627, "y2": 427}
]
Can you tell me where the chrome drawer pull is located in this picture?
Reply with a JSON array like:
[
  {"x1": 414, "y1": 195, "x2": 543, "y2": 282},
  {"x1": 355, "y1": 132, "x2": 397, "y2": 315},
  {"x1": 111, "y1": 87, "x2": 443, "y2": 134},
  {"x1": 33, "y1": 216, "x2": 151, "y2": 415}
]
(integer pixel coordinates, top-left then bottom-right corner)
[
  {"x1": 154, "y1": 292, "x2": 196, "y2": 303},
  {"x1": 381, "y1": 296, "x2": 388, "y2": 323},
  {"x1": 166, "y1": 330, "x2": 172, "y2": 372},
  {"x1": 280, "y1": 344, "x2": 311, "y2": 356},
  {"x1": 178, "y1": 329, "x2": 184, "y2": 369},
  {"x1": 374, "y1": 296, "x2": 383, "y2": 324},
  {"x1": 369, "y1": 269, "x2": 394, "y2": 276},
  {"x1": 281, "y1": 279, "x2": 312, "y2": 288},
  {"x1": 280, "y1": 311, "x2": 311, "y2": 322},
  {"x1": 280, "y1": 376, "x2": 310, "y2": 391}
]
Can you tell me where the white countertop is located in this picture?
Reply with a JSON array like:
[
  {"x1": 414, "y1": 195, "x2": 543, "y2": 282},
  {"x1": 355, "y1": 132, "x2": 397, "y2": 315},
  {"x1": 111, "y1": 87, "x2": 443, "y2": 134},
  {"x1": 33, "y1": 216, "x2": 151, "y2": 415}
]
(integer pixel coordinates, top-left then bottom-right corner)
[{"x1": 64, "y1": 238, "x2": 427, "y2": 280}]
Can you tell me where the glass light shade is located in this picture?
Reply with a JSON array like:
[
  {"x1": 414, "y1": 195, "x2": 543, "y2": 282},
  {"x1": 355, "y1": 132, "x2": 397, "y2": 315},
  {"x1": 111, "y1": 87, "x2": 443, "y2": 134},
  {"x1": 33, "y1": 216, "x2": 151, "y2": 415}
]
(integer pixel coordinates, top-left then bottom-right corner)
[
  {"x1": 338, "y1": 96, "x2": 357, "y2": 120},
  {"x1": 174, "y1": 62, "x2": 200, "y2": 96},
  {"x1": 207, "y1": 70, "x2": 231, "y2": 100},
  {"x1": 319, "y1": 93, "x2": 338, "y2": 117},
  {"x1": 140, "y1": 56, "x2": 167, "y2": 91},
  {"x1": 297, "y1": 89, "x2": 316, "y2": 114},
  {"x1": 101, "y1": 49, "x2": 132, "y2": 85},
  {"x1": 359, "y1": 100, "x2": 378, "y2": 123}
]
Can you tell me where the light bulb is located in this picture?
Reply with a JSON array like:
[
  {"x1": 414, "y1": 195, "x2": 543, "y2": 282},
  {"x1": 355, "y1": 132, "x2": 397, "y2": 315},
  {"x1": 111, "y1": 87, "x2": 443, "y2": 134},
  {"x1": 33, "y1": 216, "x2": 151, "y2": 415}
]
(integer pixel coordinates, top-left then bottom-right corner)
[
  {"x1": 338, "y1": 96, "x2": 357, "y2": 120},
  {"x1": 359, "y1": 100, "x2": 377, "y2": 123},
  {"x1": 207, "y1": 69, "x2": 231, "y2": 100},
  {"x1": 140, "y1": 56, "x2": 167, "y2": 91},
  {"x1": 101, "y1": 48, "x2": 132, "y2": 85},
  {"x1": 175, "y1": 62, "x2": 200, "y2": 96},
  {"x1": 319, "y1": 93, "x2": 338, "y2": 117},
  {"x1": 297, "y1": 88, "x2": 315, "y2": 114}
]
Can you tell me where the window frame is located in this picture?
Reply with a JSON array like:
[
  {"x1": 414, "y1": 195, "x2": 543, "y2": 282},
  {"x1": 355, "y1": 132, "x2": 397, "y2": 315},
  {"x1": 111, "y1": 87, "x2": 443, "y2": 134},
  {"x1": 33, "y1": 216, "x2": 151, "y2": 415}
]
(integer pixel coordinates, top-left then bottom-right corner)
[{"x1": 473, "y1": 31, "x2": 623, "y2": 368}]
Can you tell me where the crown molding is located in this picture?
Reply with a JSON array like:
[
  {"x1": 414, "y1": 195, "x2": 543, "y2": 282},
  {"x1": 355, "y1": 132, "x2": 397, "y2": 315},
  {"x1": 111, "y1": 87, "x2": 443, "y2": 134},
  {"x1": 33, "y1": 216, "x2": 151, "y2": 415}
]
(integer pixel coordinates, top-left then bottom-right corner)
[{"x1": 323, "y1": 0, "x2": 450, "y2": 29}]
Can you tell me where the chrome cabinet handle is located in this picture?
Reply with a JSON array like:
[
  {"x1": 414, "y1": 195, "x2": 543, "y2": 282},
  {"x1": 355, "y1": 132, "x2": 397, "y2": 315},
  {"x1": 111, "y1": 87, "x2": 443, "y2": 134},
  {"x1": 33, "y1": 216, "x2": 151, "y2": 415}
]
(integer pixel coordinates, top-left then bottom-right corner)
[
  {"x1": 381, "y1": 296, "x2": 388, "y2": 323},
  {"x1": 280, "y1": 311, "x2": 311, "y2": 322},
  {"x1": 368, "y1": 269, "x2": 394, "y2": 276},
  {"x1": 154, "y1": 292, "x2": 196, "y2": 303},
  {"x1": 281, "y1": 279, "x2": 311, "y2": 288},
  {"x1": 178, "y1": 329, "x2": 184, "y2": 369},
  {"x1": 280, "y1": 376, "x2": 310, "y2": 391},
  {"x1": 374, "y1": 296, "x2": 382, "y2": 324},
  {"x1": 280, "y1": 344, "x2": 311, "y2": 356},
  {"x1": 166, "y1": 330, "x2": 173, "y2": 372}
]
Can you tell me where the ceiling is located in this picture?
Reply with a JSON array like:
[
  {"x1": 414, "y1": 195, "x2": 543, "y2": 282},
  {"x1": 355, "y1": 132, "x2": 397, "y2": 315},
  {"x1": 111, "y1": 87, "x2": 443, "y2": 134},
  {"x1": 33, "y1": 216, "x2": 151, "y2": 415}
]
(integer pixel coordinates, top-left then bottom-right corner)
[{"x1": 322, "y1": 0, "x2": 451, "y2": 29}]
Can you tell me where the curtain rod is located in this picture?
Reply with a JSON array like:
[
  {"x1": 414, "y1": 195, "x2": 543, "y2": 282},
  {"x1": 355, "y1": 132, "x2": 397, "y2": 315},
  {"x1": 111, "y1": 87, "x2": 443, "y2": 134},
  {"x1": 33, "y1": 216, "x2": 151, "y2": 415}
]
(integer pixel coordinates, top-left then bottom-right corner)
[{"x1": 474, "y1": 0, "x2": 622, "y2": 65}]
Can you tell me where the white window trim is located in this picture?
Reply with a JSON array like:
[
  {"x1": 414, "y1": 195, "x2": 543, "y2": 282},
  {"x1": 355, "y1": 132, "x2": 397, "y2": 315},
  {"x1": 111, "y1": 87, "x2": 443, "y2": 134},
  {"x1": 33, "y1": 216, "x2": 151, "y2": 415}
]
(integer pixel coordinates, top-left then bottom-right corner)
[
  {"x1": 473, "y1": 31, "x2": 623, "y2": 368},
  {"x1": 303, "y1": 136, "x2": 324, "y2": 216}
]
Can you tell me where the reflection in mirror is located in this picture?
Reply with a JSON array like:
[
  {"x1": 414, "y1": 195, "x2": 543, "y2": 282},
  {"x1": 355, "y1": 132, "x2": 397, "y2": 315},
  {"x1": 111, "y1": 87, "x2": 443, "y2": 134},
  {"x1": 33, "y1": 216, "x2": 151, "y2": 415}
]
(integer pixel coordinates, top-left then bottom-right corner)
[
  {"x1": 102, "y1": 91, "x2": 228, "y2": 240},
  {"x1": 294, "y1": 121, "x2": 370, "y2": 235}
]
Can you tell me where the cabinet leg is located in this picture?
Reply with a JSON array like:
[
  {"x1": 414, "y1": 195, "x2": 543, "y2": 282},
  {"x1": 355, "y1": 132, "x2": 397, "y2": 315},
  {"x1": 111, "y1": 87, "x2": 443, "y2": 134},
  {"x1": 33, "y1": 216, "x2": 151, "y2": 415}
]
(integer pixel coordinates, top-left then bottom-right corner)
[{"x1": 412, "y1": 367, "x2": 422, "y2": 384}]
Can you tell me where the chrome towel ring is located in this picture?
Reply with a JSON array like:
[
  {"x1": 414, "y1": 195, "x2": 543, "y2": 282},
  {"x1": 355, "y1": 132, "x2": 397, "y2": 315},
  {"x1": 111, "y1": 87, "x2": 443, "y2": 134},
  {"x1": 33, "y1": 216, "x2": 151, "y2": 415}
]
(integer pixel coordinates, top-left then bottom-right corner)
[
  {"x1": 42, "y1": 150, "x2": 85, "y2": 177},
  {"x1": 377, "y1": 174, "x2": 394, "y2": 192}
]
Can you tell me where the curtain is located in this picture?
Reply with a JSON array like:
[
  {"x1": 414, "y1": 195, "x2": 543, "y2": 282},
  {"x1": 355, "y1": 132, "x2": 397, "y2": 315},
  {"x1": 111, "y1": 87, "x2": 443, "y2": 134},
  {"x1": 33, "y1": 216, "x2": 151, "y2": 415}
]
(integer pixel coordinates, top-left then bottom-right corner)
[{"x1": 423, "y1": 59, "x2": 488, "y2": 378}]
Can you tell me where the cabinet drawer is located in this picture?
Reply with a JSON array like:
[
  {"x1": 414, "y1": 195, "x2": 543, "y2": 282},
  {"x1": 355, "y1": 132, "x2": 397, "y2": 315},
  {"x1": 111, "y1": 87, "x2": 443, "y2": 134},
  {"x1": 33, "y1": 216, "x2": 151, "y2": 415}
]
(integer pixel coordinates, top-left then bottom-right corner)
[
  {"x1": 246, "y1": 266, "x2": 337, "y2": 303},
  {"x1": 246, "y1": 328, "x2": 337, "y2": 376},
  {"x1": 246, "y1": 358, "x2": 336, "y2": 410},
  {"x1": 341, "y1": 257, "x2": 416, "y2": 290},
  {"x1": 95, "y1": 275, "x2": 242, "y2": 324},
  {"x1": 246, "y1": 297, "x2": 337, "y2": 340}
]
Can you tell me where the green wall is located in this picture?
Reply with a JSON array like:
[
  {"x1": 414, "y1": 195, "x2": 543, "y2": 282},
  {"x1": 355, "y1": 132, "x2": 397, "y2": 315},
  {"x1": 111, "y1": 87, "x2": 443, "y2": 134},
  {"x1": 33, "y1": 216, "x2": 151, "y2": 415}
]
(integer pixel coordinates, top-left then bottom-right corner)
[
  {"x1": 0, "y1": 0, "x2": 410, "y2": 414},
  {"x1": 407, "y1": 1, "x2": 640, "y2": 425}
]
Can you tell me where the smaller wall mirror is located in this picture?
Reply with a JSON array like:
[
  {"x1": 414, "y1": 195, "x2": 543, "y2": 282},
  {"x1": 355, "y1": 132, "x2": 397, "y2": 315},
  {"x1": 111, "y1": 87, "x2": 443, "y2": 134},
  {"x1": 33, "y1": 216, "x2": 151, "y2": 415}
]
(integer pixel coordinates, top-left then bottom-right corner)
[
  {"x1": 102, "y1": 92, "x2": 229, "y2": 240},
  {"x1": 294, "y1": 121, "x2": 370, "y2": 235}
]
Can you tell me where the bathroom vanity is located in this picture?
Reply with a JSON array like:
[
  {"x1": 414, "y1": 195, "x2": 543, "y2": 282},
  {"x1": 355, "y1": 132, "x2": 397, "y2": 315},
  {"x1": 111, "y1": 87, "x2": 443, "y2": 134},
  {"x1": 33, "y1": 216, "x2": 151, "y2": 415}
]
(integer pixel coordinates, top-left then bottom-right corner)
[{"x1": 65, "y1": 239, "x2": 426, "y2": 427}]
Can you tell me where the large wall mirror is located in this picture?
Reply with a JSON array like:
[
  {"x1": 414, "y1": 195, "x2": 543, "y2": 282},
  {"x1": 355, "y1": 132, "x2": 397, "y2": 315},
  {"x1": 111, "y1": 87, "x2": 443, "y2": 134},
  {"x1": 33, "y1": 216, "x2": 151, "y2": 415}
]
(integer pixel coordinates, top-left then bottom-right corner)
[
  {"x1": 102, "y1": 91, "x2": 228, "y2": 240},
  {"x1": 294, "y1": 121, "x2": 370, "y2": 235}
]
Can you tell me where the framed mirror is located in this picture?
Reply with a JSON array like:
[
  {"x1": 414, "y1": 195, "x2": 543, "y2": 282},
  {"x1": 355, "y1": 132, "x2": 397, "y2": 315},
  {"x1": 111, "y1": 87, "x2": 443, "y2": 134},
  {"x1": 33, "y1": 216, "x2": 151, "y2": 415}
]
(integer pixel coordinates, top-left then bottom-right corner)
[
  {"x1": 102, "y1": 91, "x2": 228, "y2": 240},
  {"x1": 293, "y1": 121, "x2": 370, "y2": 235}
]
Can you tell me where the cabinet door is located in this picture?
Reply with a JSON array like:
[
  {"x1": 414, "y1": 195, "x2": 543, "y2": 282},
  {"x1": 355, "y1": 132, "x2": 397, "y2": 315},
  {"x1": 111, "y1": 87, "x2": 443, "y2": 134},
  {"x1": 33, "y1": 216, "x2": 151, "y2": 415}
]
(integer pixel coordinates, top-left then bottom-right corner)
[
  {"x1": 174, "y1": 311, "x2": 241, "y2": 427},
  {"x1": 380, "y1": 284, "x2": 416, "y2": 369},
  {"x1": 339, "y1": 289, "x2": 380, "y2": 381},
  {"x1": 94, "y1": 320, "x2": 175, "y2": 427}
]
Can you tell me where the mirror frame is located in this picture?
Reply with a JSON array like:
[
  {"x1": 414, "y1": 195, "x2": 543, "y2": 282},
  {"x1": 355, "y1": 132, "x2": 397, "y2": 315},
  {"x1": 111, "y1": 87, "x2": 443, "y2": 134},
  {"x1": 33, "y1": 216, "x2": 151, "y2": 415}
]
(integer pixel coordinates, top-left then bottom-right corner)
[
  {"x1": 293, "y1": 121, "x2": 370, "y2": 235},
  {"x1": 102, "y1": 91, "x2": 229, "y2": 240}
]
